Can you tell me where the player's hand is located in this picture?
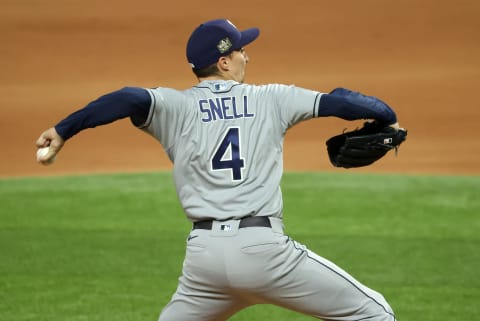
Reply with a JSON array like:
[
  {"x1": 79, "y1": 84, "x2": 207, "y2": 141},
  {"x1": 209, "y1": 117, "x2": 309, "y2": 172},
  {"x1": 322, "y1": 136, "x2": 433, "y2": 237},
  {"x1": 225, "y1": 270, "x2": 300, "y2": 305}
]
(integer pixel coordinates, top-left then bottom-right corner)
[{"x1": 35, "y1": 127, "x2": 64, "y2": 165}]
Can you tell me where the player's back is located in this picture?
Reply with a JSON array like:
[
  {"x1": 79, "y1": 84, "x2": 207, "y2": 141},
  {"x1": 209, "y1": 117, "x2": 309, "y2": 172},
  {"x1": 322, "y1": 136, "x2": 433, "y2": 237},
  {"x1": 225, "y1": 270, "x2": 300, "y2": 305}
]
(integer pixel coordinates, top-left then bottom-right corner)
[{"x1": 143, "y1": 80, "x2": 320, "y2": 221}]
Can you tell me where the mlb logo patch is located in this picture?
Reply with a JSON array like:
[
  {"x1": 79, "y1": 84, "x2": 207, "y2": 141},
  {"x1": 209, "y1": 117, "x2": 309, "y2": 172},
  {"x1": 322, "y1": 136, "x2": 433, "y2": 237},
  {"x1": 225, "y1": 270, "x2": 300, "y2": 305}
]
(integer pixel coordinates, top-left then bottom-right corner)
[
  {"x1": 220, "y1": 224, "x2": 232, "y2": 231},
  {"x1": 214, "y1": 83, "x2": 227, "y2": 91}
]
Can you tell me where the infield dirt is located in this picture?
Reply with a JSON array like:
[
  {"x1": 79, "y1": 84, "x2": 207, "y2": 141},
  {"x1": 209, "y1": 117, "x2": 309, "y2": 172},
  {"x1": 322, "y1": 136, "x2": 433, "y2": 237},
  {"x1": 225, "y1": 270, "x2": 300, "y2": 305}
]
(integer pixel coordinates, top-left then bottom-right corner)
[{"x1": 2, "y1": 0, "x2": 479, "y2": 177}]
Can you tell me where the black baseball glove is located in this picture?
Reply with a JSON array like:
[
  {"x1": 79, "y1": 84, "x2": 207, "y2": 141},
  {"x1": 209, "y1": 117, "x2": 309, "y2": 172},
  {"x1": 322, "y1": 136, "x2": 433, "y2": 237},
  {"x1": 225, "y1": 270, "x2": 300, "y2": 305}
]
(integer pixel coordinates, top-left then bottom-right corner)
[{"x1": 326, "y1": 121, "x2": 407, "y2": 168}]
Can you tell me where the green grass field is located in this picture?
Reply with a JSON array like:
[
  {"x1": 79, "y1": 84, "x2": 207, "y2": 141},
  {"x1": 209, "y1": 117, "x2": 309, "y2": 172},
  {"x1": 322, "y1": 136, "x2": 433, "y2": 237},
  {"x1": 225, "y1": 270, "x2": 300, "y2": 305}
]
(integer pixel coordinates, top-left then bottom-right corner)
[{"x1": 1, "y1": 172, "x2": 479, "y2": 321}]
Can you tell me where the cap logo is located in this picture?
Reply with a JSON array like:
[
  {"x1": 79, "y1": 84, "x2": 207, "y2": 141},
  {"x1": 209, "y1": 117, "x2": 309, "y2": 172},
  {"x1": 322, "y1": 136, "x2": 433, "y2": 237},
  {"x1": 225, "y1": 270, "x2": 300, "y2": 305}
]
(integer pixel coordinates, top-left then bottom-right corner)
[{"x1": 217, "y1": 37, "x2": 232, "y2": 53}]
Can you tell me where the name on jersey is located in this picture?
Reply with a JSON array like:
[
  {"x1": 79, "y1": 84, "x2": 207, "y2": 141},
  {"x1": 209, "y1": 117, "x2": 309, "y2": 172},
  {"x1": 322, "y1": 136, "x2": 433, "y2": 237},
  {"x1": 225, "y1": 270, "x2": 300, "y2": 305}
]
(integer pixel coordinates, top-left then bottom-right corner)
[{"x1": 199, "y1": 96, "x2": 254, "y2": 122}]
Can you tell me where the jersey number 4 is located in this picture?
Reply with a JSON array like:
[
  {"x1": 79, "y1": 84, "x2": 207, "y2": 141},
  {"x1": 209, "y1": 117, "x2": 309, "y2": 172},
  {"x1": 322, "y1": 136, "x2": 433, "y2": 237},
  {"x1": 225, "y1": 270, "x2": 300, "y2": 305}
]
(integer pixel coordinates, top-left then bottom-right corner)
[{"x1": 212, "y1": 127, "x2": 245, "y2": 181}]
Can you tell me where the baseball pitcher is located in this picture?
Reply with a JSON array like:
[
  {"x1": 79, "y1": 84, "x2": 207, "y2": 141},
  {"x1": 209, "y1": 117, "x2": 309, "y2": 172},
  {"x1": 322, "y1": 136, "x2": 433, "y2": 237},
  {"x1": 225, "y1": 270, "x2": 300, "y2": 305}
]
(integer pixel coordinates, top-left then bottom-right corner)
[{"x1": 36, "y1": 19, "x2": 405, "y2": 321}]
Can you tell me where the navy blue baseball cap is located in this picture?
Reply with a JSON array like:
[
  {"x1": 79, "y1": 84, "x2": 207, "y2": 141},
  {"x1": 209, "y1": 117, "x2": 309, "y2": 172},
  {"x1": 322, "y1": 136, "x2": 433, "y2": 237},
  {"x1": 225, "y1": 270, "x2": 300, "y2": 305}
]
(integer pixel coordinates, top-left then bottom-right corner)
[{"x1": 186, "y1": 19, "x2": 260, "y2": 70}]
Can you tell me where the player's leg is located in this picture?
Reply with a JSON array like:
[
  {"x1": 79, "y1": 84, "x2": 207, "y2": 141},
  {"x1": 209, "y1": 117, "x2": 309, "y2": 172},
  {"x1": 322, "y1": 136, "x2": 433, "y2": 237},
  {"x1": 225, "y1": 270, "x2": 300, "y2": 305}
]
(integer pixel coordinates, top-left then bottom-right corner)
[
  {"x1": 158, "y1": 278, "x2": 248, "y2": 321},
  {"x1": 159, "y1": 229, "x2": 249, "y2": 321},
  {"x1": 265, "y1": 238, "x2": 396, "y2": 321}
]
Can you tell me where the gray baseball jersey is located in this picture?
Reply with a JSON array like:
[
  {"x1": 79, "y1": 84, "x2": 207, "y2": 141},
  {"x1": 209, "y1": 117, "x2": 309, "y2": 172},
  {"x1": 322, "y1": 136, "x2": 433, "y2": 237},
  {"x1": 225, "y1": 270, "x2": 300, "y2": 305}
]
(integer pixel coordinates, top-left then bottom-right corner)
[
  {"x1": 140, "y1": 80, "x2": 321, "y2": 222},
  {"x1": 137, "y1": 80, "x2": 395, "y2": 321}
]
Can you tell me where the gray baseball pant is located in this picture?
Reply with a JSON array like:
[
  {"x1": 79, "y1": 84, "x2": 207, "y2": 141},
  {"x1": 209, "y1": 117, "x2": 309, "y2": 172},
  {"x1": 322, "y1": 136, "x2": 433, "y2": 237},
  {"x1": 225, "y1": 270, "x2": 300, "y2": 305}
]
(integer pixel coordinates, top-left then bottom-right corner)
[{"x1": 158, "y1": 217, "x2": 396, "y2": 321}]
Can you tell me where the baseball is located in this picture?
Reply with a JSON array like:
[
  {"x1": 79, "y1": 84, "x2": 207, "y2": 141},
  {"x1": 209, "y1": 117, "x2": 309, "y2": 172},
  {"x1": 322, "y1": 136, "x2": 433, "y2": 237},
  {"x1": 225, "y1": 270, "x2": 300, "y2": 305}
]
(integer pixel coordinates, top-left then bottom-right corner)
[{"x1": 36, "y1": 146, "x2": 56, "y2": 163}]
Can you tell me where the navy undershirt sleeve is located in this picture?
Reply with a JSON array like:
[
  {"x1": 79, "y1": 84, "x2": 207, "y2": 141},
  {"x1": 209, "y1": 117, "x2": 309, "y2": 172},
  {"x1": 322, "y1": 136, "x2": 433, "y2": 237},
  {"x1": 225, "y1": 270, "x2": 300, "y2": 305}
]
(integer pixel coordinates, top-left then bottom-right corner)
[
  {"x1": 318, "y1": 88, "x2": 397, "y2": 124},
  {"x1": 54, "y1": 87, "x2": 151, "y2": 140}
]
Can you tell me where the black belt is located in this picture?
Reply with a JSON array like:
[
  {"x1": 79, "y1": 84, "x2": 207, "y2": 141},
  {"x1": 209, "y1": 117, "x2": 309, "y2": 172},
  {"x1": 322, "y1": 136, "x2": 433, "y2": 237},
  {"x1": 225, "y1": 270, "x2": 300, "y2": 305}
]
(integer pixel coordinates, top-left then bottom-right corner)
[{"x1": 193, "y1": 216, "x2": 271, "y2": 230}]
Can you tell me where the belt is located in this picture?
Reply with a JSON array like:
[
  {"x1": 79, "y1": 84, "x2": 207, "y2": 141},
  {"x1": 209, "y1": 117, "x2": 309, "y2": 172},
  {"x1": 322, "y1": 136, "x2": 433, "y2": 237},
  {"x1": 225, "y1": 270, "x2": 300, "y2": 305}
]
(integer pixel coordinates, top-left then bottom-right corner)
[{"x1": 192, "y1": 216, "x2": 272, "y2": 230}]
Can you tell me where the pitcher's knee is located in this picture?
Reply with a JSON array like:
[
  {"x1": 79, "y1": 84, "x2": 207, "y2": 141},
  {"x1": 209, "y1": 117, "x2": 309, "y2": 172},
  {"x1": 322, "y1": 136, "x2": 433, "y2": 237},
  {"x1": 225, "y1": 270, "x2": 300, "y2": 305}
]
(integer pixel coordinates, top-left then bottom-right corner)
[{"x1": 369, "y1": 302, "x2": 396, "y2": 321}]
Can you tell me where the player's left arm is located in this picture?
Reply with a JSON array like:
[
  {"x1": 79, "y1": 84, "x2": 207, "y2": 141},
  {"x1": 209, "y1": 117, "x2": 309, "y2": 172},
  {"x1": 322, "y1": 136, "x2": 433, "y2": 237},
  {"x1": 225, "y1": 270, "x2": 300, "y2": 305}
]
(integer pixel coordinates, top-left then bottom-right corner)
[{"x1": 35, "y1": 87, "x2": 151, "y2": 165}]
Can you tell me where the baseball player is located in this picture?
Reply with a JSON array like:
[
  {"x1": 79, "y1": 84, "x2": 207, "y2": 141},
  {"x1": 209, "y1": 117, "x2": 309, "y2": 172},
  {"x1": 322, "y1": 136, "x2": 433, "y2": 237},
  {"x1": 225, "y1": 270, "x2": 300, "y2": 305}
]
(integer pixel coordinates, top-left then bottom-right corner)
[{"x1": 36, "y1": 19, "x2": 401, "y2": 321}]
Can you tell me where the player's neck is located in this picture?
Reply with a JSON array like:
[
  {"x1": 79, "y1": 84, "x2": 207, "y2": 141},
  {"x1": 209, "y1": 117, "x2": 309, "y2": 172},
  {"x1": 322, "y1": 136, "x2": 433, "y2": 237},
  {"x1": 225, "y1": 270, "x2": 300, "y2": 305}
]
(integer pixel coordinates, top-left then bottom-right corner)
[
  {"x1": 198, "y1": 76, "x2": 243, "y2": 83},
  {"x1": 198, "y1": 70, "x2": 244, "y2": 83},
  {"x1": 198, "y1": 75, "x2": 236, "y2": 82}
]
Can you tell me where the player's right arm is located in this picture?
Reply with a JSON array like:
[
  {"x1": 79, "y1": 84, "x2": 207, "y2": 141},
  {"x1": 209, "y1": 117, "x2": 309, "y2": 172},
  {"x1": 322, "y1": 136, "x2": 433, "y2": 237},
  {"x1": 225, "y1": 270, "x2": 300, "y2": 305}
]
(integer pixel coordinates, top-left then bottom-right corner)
[
  {"x1": 318, "y1": 88, "x2": 398, "y2": 125},
  {"x1": 35, "y1": 87, "x2": 151, "y2": 165},
  {"x1": 273, "y1": 85, "x2": 400, "y2": 132}
]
